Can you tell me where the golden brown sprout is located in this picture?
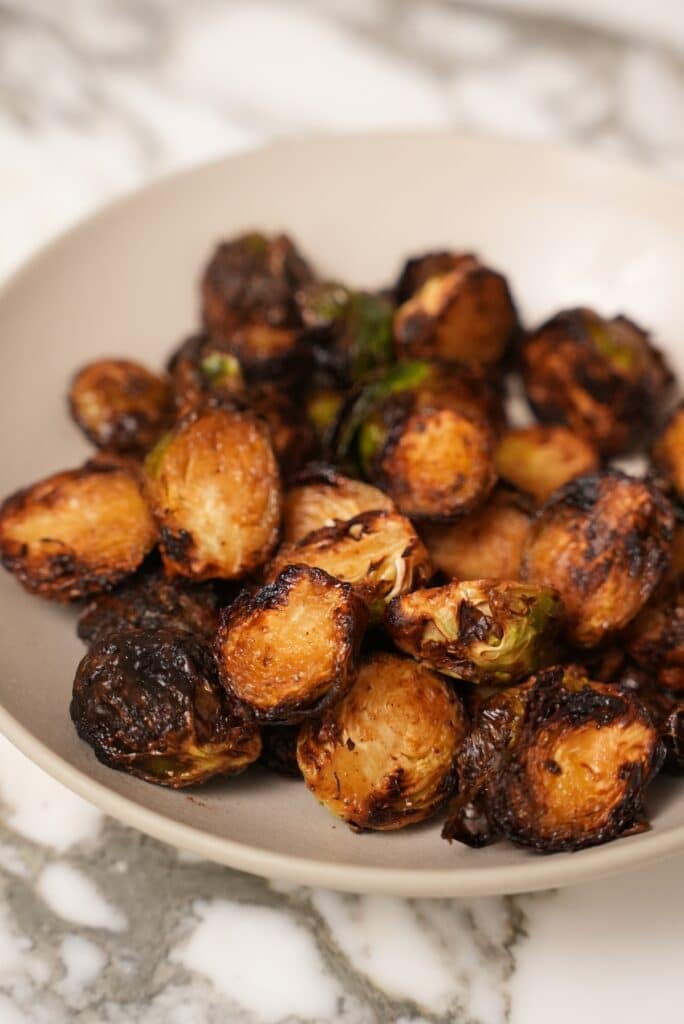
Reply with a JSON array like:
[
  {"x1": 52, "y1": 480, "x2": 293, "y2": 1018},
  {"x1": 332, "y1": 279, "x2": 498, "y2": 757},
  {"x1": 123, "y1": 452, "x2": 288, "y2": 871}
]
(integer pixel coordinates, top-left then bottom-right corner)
[
  {"x1": 216, "y1": 565, "x2": 367, "y2": 724},
  {"x1": 521, "y1": 308, "x2": 672, "y2": 457},
  {"x1": 268, "y1": 510, "x2": 432, "y2": 618},
  {"x1": 392, "y1": 254, "x2": 517, "y2": 366},
  {"x1": 283, "y1": 466, "x2": 394, "y2": 543},
  {"x1": 420, "y1": 487, "x2": 531, "y2": 580},
  {"x1": 522, "y1": 471, "x2": 674, "y2": 647},
  {"x1": 495, "y1": 425, "x2": 599, "y2": 505},
  {"x1": 297, "y1": 652, "x2": 466, "y2": 830},
  {"x1": 71, "y1": 629, "x2": 261, "y2": 787},
  {"x1": 627, "y1": 582, "x2": 684, "y2": 693},
  {"x1": 0, "y1": 464, "x2": 157, "y2": 600},
  {"x1": 652, "y1": 403, "x2": 684, "y2": 500},
  {"x1": 167, "y1": 334, "x2": 246, "y2": 415},
  {"x1": 69, "y1": 358, "x2": 173, "y2": 453},
  {"x1": 144, "y1": 406, "x2": 282, "y2": 581},
  {"x1": 443, "y1": 666, "x2": 662, "y2": 852},
  {"x1": 386, "y1": 579, "x2": 563, "y2": 685}
]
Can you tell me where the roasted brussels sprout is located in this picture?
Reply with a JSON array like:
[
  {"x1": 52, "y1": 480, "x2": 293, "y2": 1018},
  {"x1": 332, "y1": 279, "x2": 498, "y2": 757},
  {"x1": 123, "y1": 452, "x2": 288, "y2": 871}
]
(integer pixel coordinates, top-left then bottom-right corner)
[
  {"x1": 521, "y1": 308, "x2": 672, "y2": 456},
  {"x1": 627, "y1": 582, "x2": 684, "y2": 693},
  {"x1": 522, "y1": 472, "x2": 674, "y2": 646},
  {"x1": 216, "y1": 565, "x2": 367, "y2": 724},
  {"x1": 167, "y1": 334, "x2": 246, "y2": 415},
  {"x1": 283, "y1": 466, "x2": 394, "y2": 543},
  {"x1": 144, "y1": 406, "x2": 282, "y2": 580},
  {"x1": 420, "y1": 487, "x2": 531, "y2": 581},
  {"x1": 394, "y1": 251, "x2": 468, "y2": 304},
  {"x1": 386, "y1": 579, "x2": 563, "y2": 685},
  {"x1": 652, "y1": 403, "x2": 684, "y2": 500},
  {"x1": 297, "y1": 652, "x2": 466, "y2": 830},
  {"x1": 443, "y1": 666, "x2": 663, "y2": 852},
  {"x1": 77, "y1": 563, "x2": 221, "y2": 646},
  {"x1": 268, "y1": 510, "x2": 432, "y2": 617},
  {"x1": 69, "y1": 358, "x2": 173, "y2": 453},
  {"x1": 494, "y1": 425, "x2": 599, "y2": 505},
  {"x1": 260, "y1": 725, "x2": 302, "y2": 778},
  {"x1": 201, "y1": 232, "x2": 314, "y2": 380},
  {"x1": 71, "y1": 628, "x2": 261, "y2": 787},
  {"x1": 392, "y1": 253, "x2": 517, "y2": 366},
  {"x1": 0, "y1": 464, "x2": 157, "y2": 600},
  {"x1": 297, "y1": 282, "x2": 394, "y2": 381}
]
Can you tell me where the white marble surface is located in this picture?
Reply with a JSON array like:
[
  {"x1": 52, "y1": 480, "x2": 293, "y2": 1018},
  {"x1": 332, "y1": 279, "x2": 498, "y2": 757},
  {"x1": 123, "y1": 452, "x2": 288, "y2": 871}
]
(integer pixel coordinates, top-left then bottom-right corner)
[{"x1": 1, "y1": 1, "x2": 684, "y2": 1021}]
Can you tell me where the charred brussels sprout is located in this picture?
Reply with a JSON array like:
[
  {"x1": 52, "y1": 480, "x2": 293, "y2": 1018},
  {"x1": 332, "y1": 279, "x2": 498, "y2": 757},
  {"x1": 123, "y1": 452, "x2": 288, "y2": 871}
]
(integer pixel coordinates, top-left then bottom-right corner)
[
  {"x1": 0, "y1": 464, "x2": 157, "y2": 600},
  {"x1": 283, "y1": 466, "x2": 394, "y2": 543},
  {"x1": 420, "y1": 487, "x2": 531, "y2": 581},
  {"x1": 392, "y1": 253, "x2": 517, "y2": 367},
  {"x1": 297, "y1": 282, "x2": 394, "y2": 381},
  {"x1": 268, "y1": 510, "x2": 432, "y2": 618},
  {"x1": 71, "y1": 628, "x2": 261, "y2": 786},
  {"x1": 297, "y1": 652, "x2": 466, "y2": 830},
  {"x1": 217, "y1": 565, "x2": 367, "y2": 723},
  {"x1": 201, "y1": 232, "x2": 314, "y2": 381},
  {"x1": 522, "y1": 471, "x2": 674, "y2": 647},
  {"x1": 521, "y1": 308, "x2": 672, "y2": 456},
  {"x1": 260, "y1": 725, "x2": 302, "y2": 777},
  {"x1": 652, "y1": 403, "x2": 684, "y2": 500},
  {"x1": 443, "y1": 666, "x2": 662, "y2": 852},
  {"x1": 144, "y1": 406, "x2": 282, "y2": 581},
  {"x1": 77, "y1": 564, "x2": 221, "y2": 646},
  {"x1": 627, "y1": 582, "x2": 684, "y2": 693},
  {"x1": 167, "y1": 334, "x2": 246, "y2": 415},
  {"x1": 386, "y1": 579, "x2": 563, "y2": 685},
  {"x1": 69, "y1": 358, "x2": 173, "y2": 453},
  {"x1": 495, "y1": 425, "x2": 599, "y2": 505}
]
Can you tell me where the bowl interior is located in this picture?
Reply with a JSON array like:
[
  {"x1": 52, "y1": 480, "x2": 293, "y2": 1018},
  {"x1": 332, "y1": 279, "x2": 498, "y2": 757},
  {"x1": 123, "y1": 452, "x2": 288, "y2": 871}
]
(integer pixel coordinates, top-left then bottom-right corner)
[{"x1": 1, "y1": 133, "x2": 684, "y2": 896}]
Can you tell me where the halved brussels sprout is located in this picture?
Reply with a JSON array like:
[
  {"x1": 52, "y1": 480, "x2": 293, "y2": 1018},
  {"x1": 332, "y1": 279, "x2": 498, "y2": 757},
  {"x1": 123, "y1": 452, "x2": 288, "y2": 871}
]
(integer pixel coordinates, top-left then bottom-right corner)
[
  {"x1": 521, "y1": 308, "x2": 672, "y2": 456},
  {"x1": 443, "y1": 666, "x2": 663, "y2": 852},
  {"x1": 144, "y1": 406, "x2": 282, "y2": 580},
  {"x1": 167, "y1": 334, "x2": 246, "y2": 415},
  {"x1": 392, "y1": 253, "x2": 517, "y2": 366},
  {"x1": 216, "y1": 565, "x2": 367, "y2": 724},
  {"x1": 69, "y1": 358, "x2": 173, "y2": 453},
  {"x1": 627, "y1": 582, "x2": 684, "y2": 693},
  {"x1": 494, "y1": 425, "x2": 599, "y2": 505},
  {"x1": 268, "y1": 509, "x2": 432, "y2": 618},
  {"x1": 386, "y1": 579, "x2": 563, "y2": 684},
  {"x1": 297, "y1": 652, "x2": 466, "y2": 830},
  {"x1": 0, "y1": 464, "x2": 157, "y2": 600},
  {"x1": 420, "y1": 486, "x2": 532, "y2": 581},
  {"x1": 522, "y1": 471, "x2": 674, "y2": 646},
  {"x1": 297, "y1": 282, "x2": 394, "y2": 381},
  {"x1": 652, "y1": 403, "x2": 684, "y2": 500},
  {"x1": 77, "y1": 562, "x2": 221, "y2": 646},
  {"x1": 71, "y1": 628, "x2": 261, "y2": 787},
  {"x1": 394, "y1": 251, "x2": 468, "y2": 303},
  {"x1": 283, "y1": 466, "x2": 394, "y2": 542}
]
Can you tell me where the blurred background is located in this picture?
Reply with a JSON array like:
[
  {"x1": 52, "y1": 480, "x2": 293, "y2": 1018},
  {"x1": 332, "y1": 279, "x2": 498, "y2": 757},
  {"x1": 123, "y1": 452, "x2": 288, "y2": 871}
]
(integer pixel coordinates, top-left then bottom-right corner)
[{"x1": 1, "y1": 0, "x2": 683, "y2": 281}]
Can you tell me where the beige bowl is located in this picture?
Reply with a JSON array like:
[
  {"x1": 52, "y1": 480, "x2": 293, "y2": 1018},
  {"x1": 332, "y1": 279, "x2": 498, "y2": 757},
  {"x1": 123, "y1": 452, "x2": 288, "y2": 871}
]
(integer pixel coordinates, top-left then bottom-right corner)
[{"x1": 1, "y1": 133, "x2": 683, "y2": 897}]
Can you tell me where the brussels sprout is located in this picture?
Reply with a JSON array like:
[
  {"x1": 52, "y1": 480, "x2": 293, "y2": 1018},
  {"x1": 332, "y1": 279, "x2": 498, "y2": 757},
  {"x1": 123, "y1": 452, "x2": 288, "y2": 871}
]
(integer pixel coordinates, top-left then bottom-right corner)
[
  {"x1": 386, "y1": 579, "x2": 563, "y2": 685},
  {"x1": 652, "y1": 403, "x2": 684, "y2": 500},
  {"x1": 248, "y1": 383, "x2": 317, "y2": 480},
  {"x1": 167, "y1": 334, "x2": 246, "y2": 415},
  {"x1": 394, "y1": 251, "x2": 468, "y2": 303},
  {"x1": 77, "y1": 562, "x2": 221, "y2": 646},
  {"x1": 0, "y1": 463, "x2": 157, "y2": 600},
  {"x1": 494, "y1": 425, "x2": 599, "y2": 505},
  {"x1": 144, "y1": 406, "x2": 282, "y2": 581},
  {"x1": 69, "y1": 358, "x2": 173, "y2": 453},
  {"x1": 627, "y1": 582, "x2": 684, "y2": 693},
  {"x1": 521, "y1": 308, "x2": 672, "y2": 456},
  {"x1": 297, "y1": 282, "x2": 394, "y2": 381},
  {"x1": 392, "y1": 253, "x2": 517, "y2": 366},
  {"x1": 71, "y1": 628, "x2": 261, "y2": 787},
  {"x1": 420, "y1": 486, "x2": 531, "y2": 581},
  {"x1": 216, "y1": 565, "x2": 367, "y2": 724},
  {"x1": 443, "y1": 666, "x2": 663, "y2": 852},
  {"x1": 283, "y1": 466, "x2": 394, "y2": 542},
  {"x1": 522, "y1": 471, "x2": 674, "y2": 647},
  {"x1": 297, "y1": 652, "x2": 467, "y2": 830}
]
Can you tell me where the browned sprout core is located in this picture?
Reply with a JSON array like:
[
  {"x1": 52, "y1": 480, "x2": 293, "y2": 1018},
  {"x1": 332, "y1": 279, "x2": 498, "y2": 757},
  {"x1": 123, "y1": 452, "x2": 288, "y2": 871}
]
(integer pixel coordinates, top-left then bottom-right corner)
[
  {"x1": 0, "y1": 464, "x2": 157, "y2": 600},
  {"x1": 144, "y1": 406, "x2": 282, "y2": 580},
  {"x1": 521, "y1": 308, "x2": 672, "y2": 457},
  {"x1": 69, "y1": 359, "x2": 173, "y2": 453},
  {"x1": 71, "y1": 628, "x2": 261, "y2": 787},
  {"x1": 495, "y1": 425, "x2": 599, "y2": 505},
  {"x1": 420, "y1": 487, "x2": 531, "y2": 580},
  {"x1": 216, "y1": 565, "x2": 368, "y2": 723},
  {"x1": 522, "y1": 472, "x2": 674, "y2": 647},
  {"x1": 653, "y1": 404, "x2": 684, "y2": 500},
  {"x1": 283, "y1": 466, "x2": 395, "y2": 543},
  {"x1": 393, "y1": 253, "x2": 517, "y2": 366},
  {"x1": 443, "y1": 666, "x2": 662, "y2": 852},
  {"x1": 627, "y1": 582, "x2": 684, "y2": 693},
  {"x1": 297, "y1": 652, "x2": 466, "y2": 830},
  {"x1": 268, "y1": 509, "x2": 433, "y2": 617}
]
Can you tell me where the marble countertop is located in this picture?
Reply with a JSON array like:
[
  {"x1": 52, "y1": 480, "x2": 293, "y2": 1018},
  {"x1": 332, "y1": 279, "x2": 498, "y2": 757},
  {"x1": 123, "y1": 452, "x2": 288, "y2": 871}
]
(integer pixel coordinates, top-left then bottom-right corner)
[{"x1": 1, "y1": 1, "x2": 683, "y2": 1021}]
